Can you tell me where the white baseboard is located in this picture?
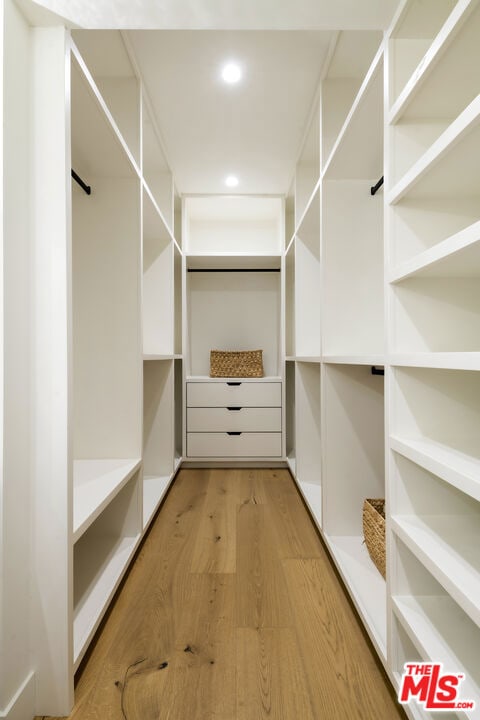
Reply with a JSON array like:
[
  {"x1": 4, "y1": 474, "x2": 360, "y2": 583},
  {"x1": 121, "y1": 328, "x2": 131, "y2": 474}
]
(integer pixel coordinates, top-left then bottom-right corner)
[{"x1": 0, "y1": 672, "x2": 35, "y2": 720}]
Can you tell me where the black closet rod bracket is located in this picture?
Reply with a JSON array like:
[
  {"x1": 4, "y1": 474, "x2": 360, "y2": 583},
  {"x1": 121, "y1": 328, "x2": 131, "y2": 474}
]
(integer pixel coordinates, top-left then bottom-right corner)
[
  {"x1": 371, "y1": 366, "x2": 385, "y2": 376},
  {"x1": 370, "y1": 176, "x2": 384, "y2": 196},
  {"x1": 71, "y1": 169, "x2": 91, "y2": 196}
]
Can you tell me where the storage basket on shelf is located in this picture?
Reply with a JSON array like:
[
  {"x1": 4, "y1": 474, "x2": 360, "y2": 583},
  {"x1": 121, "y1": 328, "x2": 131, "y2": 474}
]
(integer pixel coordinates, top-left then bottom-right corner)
[
  {"x1": 362, "y1": 498, "x2": 386, "y2": 579},
  {"x1": 210, "y1": 349, "x2": 264, "y2": 378}
]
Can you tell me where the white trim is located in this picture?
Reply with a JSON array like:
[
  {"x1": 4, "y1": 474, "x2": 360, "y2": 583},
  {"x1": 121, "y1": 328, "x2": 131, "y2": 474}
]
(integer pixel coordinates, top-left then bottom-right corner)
[{"x1": 0, "y1": 672, "x2": 35, "y2": 720}]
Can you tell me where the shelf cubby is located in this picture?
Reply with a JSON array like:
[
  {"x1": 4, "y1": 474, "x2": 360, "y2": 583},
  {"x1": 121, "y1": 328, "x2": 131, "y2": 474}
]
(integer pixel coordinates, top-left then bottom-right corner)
[
  {"x1": 392, "y1": 366, "x2": 480, "y2": 465},
  {"x1": 71, "y1": 50, "x2": 137, "y2": 182},
  {"x1": 391, "y1": 435, "x2": 480, "y2": 505},
  {"x1": 389, "y1": 3, "x2": 480, "y2": 186},
  {"x1": 322, "y1": 364, "x2": 386, "y2": 657},
  {"x1": 72, "y1": 65, "x2": 142, "y2": 463},
  {"x1": 387, "y1": 0, "x2": 457, "y2": 111},
  {"x1": 72, "y1": 31, "x2": 141, "y2": 169},
  {"x1": 391, "y1": 613, "x2": 423, "y2": 679},
  {"x1": 142, "y1": 101, "x2": 173, "y2": 232},
  {"x1": 391, "y1": 276, "x2": 480, "y2": 354},
  {"x1": 391, "y1": 452, "x2": 480, "y2": 629},
  {"x1": 321, "y1": 30, "x2": 382, "y2": 169},
  {"x1": 295, "y1": 186, "x2": 321, "y2": 357},
  {"x1": 184, "y1": 196, "x2": 283, "y2": 255},
  {"x1": 323, "y1": 46, "x2": 383, "y2": 181},
  {"x1": 388, "y1": 114, "x2": 480, "y2": 269},
  {"x1": 143, "y1": 359, "x2": 174, "y2": 529},
  {"x1": 390, "y1": 219, "x2": 480, "y2": 282},
  {"x1": 295, "y1": 362, "x2": 321, "y2": 524},
  {"x1": 143, "y1": 187, "x2": 174, "y2": 356},
  {"x1": 295, "y1": 100, "x2": 320, "y2": 226},
  {"x1": 187, "y1": 269, "x2": 281, "y2": 378},
  {"x1": 322, "y1": 178, "x2": 384, "y2": 357},
  {"x1": 285, "y1": 360, "x2": 296, "y2": 475},
  {"x1": 73, "y1": 473, "x2": 141, "y2": 668},
  {"x1": 391, "y1": 536, "x2": 480, "y2": 715},
  {"x1": 73, "y1": 458, "x2": 141, "y2": 542}
]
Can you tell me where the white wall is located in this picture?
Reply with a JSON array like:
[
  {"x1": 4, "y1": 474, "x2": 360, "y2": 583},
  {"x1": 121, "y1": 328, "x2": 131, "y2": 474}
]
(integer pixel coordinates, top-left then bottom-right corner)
[{"x1": 0, "y1": 1, "x2": 35, "y2": 716}]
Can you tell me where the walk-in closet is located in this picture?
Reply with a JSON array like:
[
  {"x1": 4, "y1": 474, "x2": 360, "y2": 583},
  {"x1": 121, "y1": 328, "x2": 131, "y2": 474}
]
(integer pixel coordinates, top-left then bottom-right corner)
[{"x1": 1, "y1": 0, "x2": 479, "y2": 718}]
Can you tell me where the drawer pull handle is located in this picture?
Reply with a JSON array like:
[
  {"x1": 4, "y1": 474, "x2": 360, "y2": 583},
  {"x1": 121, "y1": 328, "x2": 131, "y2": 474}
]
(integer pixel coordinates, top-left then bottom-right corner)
[
  {"x1": 227, "y1": 431, "x2": 242, "y2": 436},
  {"x1": 227, "y1": 407, "x2": 242, "y2": 411},
  {"x1": 227, "y1": 382, "x2": 242, "y2": 386}
]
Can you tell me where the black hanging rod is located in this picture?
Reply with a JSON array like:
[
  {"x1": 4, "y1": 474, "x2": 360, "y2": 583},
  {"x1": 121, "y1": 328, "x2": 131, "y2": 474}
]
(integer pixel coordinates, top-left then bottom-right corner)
[
  {"x1": 71, "y1": 169, "x2": 91, "y2": 195},
  {"x1": 371, "y1": 366, "x2": 385, "y2": 376},
  {"x1": 370, "y1": 176, "x2": 384, "y2": 196},
  {"x1": 188, "y1": 268, "x2": 280, "y2": 273}
]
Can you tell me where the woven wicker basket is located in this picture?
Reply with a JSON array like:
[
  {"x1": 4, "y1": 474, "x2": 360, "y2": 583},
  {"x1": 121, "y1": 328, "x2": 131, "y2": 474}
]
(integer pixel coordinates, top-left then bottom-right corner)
[
  {"x1": 210, "y1": 349, "x2": 264, "y2": 378},
  {"x1": 363, "y1": 498, "x2": 386, "y2": 579}
]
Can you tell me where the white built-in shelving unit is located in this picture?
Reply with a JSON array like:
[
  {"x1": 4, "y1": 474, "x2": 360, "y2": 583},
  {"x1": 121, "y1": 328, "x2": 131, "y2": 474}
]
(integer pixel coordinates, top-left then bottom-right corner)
[
  {"x1": 25, "y1": 29, "x2": 184, "y2": 716},
  {"x1": 285, "y1": 29, "x2": 388, "y2": 667},
  {"x1": 386, "y1": 2, "x2": 480, "y2": 716},
  {"x1": 284, "y1": 9, "x2": 480, "y2": 715},
  {"x1": 70, "y1": 41, "x2": 143, "y2": 672}
]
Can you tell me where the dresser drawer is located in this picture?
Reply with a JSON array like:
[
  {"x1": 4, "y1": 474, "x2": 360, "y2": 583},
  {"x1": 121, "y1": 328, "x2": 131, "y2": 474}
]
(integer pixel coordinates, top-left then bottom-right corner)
[
  {"x1": 187, "y1": 432, "x2": 282, "y2": 458},
  {"x1": 187, "y1": 381, "x2": 281, "y2": 408},
  {"x1": 187, "y1": 407, "x2": 281, "y2": 432}
]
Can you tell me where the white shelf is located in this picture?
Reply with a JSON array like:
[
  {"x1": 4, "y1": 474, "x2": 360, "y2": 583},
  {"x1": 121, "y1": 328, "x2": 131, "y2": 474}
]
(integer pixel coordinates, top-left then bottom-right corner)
[
  {"x1": 143, "y1": 474, "x2": 171, "y2": 529},
  {"x1": 392, "y1": 514, "x2": 480, "y2": 628},
  {"x1": 390, "y1": 220, "x2": 480, "y2": 281},
  {"x1": 391, "y1": 353, "x2": 480, "y2": 371},
  {"x1": 324, "y1": 535, "x2": 387, "y2": 662},
  {"x1": 389, "y1": 0, "x2": 475, "y2": 124},
  {"x1": 143, "y1": 354, "x2": 176, "y2": 361},
  {"x1": 294, "y1": 356, "x2": 322, "y2": 363},
  {"x1": 389, "y1": 94, "x2": 480, "y2": 204},
  {"x1": 393, "y1": 595, "x2": 480, "y2": 715},
  {"x1": 186, "y1": 375, "x2": 282, "y2": 382},
  {"x1": 391, "y1": 435, "x2": 480, "y2": 503},
  {"x1": 299, "y1": 481, "x2": 322, "y2": 526},
  {"x1": 73, "y1": 458, "x2": 141, "y2": 543},
  {"x1": 186, "y1": 253, "x2": 281, "y2": 270},
  {"x1": 74, "y1": 532, "x2": 140, "y2": 669},
  {"x1": 323, "y1": 45, "x2": 384, "y2": 180},
  {"x1": 323, "y1": 354, "x2": 385, "y2": 366}
]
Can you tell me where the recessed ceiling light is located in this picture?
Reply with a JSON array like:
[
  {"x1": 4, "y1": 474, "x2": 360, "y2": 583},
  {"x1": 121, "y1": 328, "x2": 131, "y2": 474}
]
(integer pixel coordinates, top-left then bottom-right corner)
[
  {"x1": 225, "y1": 175, "x2": 239, "y2": 188},
  {"x1": 221, "y1": 62, "x2": 242, "y2": 84}
]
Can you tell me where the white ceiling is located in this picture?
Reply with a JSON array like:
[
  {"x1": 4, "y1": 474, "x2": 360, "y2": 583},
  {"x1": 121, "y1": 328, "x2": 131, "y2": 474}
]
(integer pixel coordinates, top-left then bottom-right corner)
[
  {"x1": 30, "y1": 0, "x2": 399, "y2": 30},
  {"x1": 128, "y1": 30, "x2": 333, "y2": 195}
]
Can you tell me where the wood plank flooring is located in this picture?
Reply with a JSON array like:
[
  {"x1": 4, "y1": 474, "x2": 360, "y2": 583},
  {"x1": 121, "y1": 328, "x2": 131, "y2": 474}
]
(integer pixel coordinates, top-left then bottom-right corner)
[{"x1": 39, "y1": 468, "x2": 405, "y2": 720}]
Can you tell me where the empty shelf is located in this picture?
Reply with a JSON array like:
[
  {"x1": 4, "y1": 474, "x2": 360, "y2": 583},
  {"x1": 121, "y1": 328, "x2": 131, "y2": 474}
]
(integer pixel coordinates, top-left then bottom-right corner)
[{"x1": 73, "y1": 458, "x2": 142, "y2": 542}]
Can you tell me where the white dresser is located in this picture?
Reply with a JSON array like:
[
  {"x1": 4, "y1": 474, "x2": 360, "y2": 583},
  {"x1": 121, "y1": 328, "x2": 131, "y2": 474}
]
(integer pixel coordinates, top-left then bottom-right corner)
[{"x1": 186, "y1": 379, "x2": 282, "y2": 459}]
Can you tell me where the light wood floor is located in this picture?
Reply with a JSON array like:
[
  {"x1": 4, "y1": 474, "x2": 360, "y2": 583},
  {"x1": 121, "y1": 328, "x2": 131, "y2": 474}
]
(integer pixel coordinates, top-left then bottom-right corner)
[{"x1": 40, "y1": 468, "x2": 406, "y2": 720}]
